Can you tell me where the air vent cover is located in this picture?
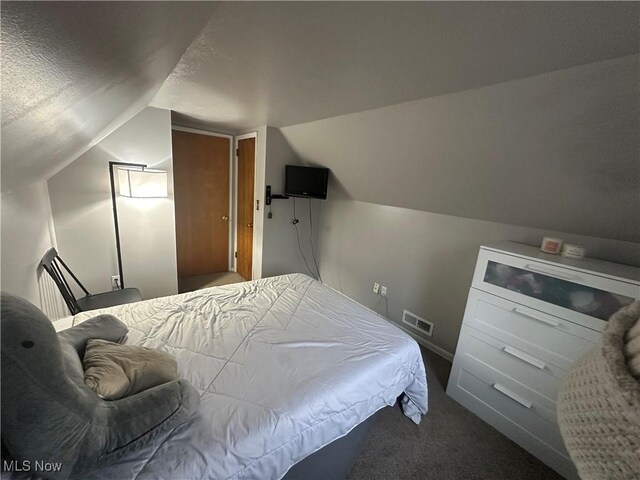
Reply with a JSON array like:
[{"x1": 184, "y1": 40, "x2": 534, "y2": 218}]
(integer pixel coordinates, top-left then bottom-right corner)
[{"x1": 402, "y1": 310, "x2": 434, "y2": 336}]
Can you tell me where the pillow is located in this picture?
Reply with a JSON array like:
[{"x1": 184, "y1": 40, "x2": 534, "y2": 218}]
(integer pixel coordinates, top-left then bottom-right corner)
[
  {"x1": 84, "y1": 339, "x2": 179, "y2": 400},
  {"x1": 58, "y1": 314, "x2": 128, "y2": 357},
  {"x1": 58, "y1": 314, "x2": 129, "y2": 384}
]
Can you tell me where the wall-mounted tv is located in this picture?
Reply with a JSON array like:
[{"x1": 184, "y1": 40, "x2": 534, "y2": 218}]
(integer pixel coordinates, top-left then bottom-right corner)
[{"x1": 285, "y1": 165, "x2": 329, "y2": 200}]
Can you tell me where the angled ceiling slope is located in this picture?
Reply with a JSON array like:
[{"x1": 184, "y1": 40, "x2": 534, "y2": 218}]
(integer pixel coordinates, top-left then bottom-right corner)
[
  {"x1": 1, "y1": 1, "x2": 216, "y2": 191},
  {"x1": 153, "y1": 2, "x2": 639, "y2": 133}
]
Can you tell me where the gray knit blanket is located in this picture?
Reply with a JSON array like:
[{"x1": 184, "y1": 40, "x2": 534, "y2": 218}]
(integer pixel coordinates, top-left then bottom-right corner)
[{"x1": 557, "y1": 300, "x2": 640, "y2": 480}]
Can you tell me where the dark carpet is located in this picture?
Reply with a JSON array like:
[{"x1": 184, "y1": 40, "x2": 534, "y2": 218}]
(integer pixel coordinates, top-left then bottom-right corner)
[{"x1": 348, "y1": 347, "x2": 564, "y2": 480}]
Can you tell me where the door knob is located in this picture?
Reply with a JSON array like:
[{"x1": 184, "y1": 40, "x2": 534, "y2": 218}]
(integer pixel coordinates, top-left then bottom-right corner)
[
  {"x1": 247, "y1": 223, "x2": 253, "y2": 228},
  {"x1": 222, "y1": 216, "x2": 229, "y2": 221}
]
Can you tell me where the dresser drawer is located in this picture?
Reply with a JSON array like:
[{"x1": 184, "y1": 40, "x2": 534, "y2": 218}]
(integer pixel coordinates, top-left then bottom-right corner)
[
  {"x1": 472, "y1": 249, "x2": 638, "y2": 331},
  {"x1": 460, "y1": 325, "x2": 564, "y2": 401},
  {"x1": 453, "y1": 363, "x2": 568, "y2": 455},
  {"x1": 463, "y1": 289, "x2": 598, "y2": 371},
  {"x1": 445, "y1": 243, "x2": 637, "y2": 480}
]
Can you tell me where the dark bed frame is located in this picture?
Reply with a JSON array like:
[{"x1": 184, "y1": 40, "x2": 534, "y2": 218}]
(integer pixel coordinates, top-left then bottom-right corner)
[
  {"x1": 0, "y1": 410, "x2": 383, "y2": 480},
  {"x1": 282, "y1": 408, "x2": 381, "y2": 480}
]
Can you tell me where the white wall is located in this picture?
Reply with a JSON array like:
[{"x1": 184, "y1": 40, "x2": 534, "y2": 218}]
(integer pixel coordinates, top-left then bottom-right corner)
[
  {"x1": 277, "y1": 56, "x2": 640, "y2": 355},
  {"x1": 48, "y1": 107, "x2": 178, "y2": 300},
  {"x1": 260, "y1": 127, "x2": 322, "y2": 279},
  {"x1": 317, "y1": 199, "x2": 639, "y2": 355},
  {"x1": 0, "y1": 181, "x2": 66, "y2": 315}
]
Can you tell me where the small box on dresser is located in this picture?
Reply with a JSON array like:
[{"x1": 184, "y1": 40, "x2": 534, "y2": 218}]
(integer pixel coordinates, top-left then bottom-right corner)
[{"x1": 446, "y1": 242, "x2": 640, "y2": 480}]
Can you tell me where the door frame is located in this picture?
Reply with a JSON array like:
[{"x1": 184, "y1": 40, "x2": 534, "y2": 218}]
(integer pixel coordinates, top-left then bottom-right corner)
[
  {"x1": 233, "y1": 132, "x2": 257, "y2": 277},
  {"x1": 171, "y1": 125, "x2": 235, "y2": 272}
]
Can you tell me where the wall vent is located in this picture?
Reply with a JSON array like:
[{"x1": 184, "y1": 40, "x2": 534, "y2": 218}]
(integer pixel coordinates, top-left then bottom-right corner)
[{"x1": 402, "y1": 310, "x2": 434, "y2": 336}]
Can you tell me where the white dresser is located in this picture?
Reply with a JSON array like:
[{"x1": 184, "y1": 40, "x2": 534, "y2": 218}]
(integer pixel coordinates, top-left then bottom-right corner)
[{"x1": 446, "y1": 242, "x2": 640, "y2": 479}]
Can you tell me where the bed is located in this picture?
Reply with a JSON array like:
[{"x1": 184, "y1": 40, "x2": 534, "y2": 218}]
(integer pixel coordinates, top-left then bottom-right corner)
[{"x1": 53, "y1": 273, "x2": 428, "y2": 480}]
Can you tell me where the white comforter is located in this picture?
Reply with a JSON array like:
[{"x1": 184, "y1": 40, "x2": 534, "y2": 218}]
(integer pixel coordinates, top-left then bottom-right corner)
[{"x1": 57, "y1": 274, "x2": 428, "y2": 480}]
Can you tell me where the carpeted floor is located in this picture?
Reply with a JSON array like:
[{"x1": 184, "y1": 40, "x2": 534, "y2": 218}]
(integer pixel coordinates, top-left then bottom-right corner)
[{"x1": 348, "y1": 347, "x2": 564, "y2": 480}]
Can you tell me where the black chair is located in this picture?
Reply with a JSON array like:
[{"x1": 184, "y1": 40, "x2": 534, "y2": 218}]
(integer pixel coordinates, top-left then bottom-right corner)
[{"x1": 39, "y1": 248, "x2": 142, "y2": 315}]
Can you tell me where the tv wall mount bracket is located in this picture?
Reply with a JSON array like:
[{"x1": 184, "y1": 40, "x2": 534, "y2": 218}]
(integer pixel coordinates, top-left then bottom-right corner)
[{"x1": 265, "y1": 185, "x2": 289, "y2": 206}]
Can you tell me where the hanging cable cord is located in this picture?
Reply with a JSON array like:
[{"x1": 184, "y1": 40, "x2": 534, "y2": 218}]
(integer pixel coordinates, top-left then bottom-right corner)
[
  {"x1": 292, "y1": 198, "x2": 317, "y2": 280},
  {"x1": 373, "y1": 291, "x2": 389, "y2": 319},
  {"x1": 308, "y1": 198, "x2": 322, "y2": 283}
]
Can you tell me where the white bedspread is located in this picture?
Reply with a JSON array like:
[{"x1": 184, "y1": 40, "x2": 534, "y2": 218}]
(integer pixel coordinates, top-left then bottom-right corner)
[{"x1": 57, "y1": 274, "x2": 428, "y2": 480}]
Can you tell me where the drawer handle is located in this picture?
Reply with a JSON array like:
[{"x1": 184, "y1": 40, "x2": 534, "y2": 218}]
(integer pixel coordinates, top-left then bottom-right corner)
[
  {"x1": 503, "y1": 346, "x2": 546, "y2": 370},
  {"x1": 523, "y1": 264, "x2": 581, "y2": 282},
  {"x1": 513, "y1": 307, "x2": 561, "y2": 328},
  {"x1": 492, "y1": 383, "x2": 533, "y2": 409}
]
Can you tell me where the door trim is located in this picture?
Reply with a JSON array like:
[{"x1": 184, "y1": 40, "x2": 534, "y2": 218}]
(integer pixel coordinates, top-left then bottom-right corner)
[
  {"x1": 234, "y1": 132, "x2": 257, "y2": 277},
  {"x1": 172, "y1": 125, "x2": 235, "y2": 272}
]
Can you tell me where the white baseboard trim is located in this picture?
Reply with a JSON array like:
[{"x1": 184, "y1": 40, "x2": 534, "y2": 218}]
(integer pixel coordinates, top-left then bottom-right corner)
[{"x1": 397, "y1": 325, "x2": 454, "y2": 362}]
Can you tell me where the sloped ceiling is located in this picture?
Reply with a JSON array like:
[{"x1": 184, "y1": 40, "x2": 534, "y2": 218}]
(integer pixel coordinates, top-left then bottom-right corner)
[
  {"x1": 153, "y1": 2, "x2": 639, "y2": 133},
  {"x1": 279, "y1": 56, "x2": 639, "y2": 243},
  {"x1": 3, "y1": 1, "x2": 638, "y2": 200},
  {"x1": 1, "y1": 1, "x2": 215, "y2": 190}
]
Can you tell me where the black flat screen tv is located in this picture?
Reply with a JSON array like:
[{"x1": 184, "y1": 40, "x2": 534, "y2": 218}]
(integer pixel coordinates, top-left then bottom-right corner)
[{"x1": 284, "y1": 165, "x2": 329, "y2": 200}]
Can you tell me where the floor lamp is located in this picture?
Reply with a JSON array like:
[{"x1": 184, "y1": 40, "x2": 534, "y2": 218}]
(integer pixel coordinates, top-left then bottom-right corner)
[{"x1": 108, "y1": 161, "x2": 168, "y2": 289}]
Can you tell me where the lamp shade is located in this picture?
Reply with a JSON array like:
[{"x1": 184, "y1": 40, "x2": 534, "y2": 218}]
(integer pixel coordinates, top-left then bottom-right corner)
[{"x1": 117, "y1": 167, "x2": 167, "y2": 198}]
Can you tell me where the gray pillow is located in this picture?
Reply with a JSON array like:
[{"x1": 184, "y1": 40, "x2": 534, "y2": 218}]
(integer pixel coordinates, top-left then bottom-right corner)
[
  {"x1": 58, "y1": 314, "x2": 129, "y2": 384},
  {"x1": 84, "y1": 339, "x2": 179, "y2": 400},
  {"x1": 58, "y1": 314, "x2": 128, "y2": 357}
]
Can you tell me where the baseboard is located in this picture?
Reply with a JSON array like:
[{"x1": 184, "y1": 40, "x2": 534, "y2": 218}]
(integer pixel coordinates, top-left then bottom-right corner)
[{"x1": 397, "y1": 325, "x2": 454, "y2": 362}]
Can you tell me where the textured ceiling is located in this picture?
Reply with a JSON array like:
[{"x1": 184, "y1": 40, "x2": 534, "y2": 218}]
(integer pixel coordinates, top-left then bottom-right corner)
[
  {"x1": 1, "y1": 1, "x2": 215, "y2": 190},
  {"x1": 153, "y1": 2, "x2": 639, "y2": 133},
  {"x1": 2, "y1": 2, "x2": 638, "y2": 191}
]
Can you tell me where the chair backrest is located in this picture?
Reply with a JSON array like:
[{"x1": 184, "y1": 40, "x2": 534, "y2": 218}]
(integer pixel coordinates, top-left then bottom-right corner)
[{"x1": 39, "y1": 248, "x2": 90, "y2": 315}]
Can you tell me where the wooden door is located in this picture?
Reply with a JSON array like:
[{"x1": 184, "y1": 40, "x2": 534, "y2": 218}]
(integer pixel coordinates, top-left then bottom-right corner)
[
  {"x1": 172, "y1": 130, "x2": 230, "y2": 278},
  {"x1": 236, "y1": 137, "x2": 255, "y2": 280}
]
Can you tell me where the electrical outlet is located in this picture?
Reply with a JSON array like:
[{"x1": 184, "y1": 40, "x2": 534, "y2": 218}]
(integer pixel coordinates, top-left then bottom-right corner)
[
  {"x1": 380, "y1": 286, "x2": 387, "y2": 297},
  {"x1": 372, "y1": 282, "x2": 380, "y2": 294},
  {"x1": 111, "y1": 275, "x2": 120, "y2": 289}
]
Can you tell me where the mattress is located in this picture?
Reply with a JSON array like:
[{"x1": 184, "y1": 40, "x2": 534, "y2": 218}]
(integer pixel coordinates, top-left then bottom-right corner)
[{"x1": 55, "y1": 274, "x2": 428, "y2": 480}]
